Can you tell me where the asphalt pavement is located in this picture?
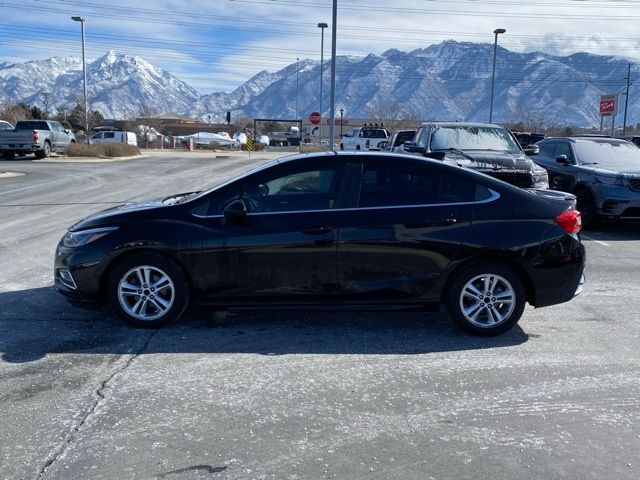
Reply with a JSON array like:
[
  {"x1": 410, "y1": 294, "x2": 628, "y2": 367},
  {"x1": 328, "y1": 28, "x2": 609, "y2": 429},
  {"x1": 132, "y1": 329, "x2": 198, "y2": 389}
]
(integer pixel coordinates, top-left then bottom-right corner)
[{"x1": 0, "y1": 151, "x2": 638, "y2": 480}]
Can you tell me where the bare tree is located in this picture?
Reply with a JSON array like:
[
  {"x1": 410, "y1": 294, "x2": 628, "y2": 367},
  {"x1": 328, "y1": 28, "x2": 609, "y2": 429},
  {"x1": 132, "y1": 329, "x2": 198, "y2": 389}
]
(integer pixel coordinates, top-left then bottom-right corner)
[
  {"x1": 137, "y1": 103, "x2": 161, "y2": 148},
  {"x1": 0, "y1": 101, "x2": 31, "y2": 125},
  {"x1": 364, "y1": 97, "x2": 419, "y2": 132},
  {"x1": 510, "y1": 107, "x2": 561, "y2": 133}
]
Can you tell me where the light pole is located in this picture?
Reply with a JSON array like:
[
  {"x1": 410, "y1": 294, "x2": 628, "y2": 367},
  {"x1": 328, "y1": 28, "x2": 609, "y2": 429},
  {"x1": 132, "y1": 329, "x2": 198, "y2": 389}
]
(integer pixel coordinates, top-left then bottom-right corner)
[
  {"x1": 318, "y1": 22, "x2": 328, "y2": 144},
  {"x1": 328, "y1": 0, "x2": 338, "y2": 150},
  {"x1": 71, "y1": 16, "x2": 88, "y2": 141},
  {"x1": 296, "y1": 57, "x2": 300, "y2": 121},
  {"x1": 339, "y1": 108, "x2": 344, "y2": 138},
  {"x1": 489, "y1": 28, "x2": 506, "y2": 124}
]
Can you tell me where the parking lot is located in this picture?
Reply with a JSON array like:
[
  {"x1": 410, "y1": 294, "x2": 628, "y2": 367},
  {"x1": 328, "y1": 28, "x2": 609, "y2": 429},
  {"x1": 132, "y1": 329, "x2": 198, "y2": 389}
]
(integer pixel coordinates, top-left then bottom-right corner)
[{"x1": 1, "y1": 151, "x2": 639, "y2": 479}]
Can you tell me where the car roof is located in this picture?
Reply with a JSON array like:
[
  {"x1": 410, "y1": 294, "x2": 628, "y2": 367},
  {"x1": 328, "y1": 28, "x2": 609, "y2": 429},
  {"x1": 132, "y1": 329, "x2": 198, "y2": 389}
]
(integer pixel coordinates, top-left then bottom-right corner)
[
  {"x1": 542, "y1": 136, "x2": 631, "y2": 144},
  {"x1": 419, "y1": 121, "x2": 505, "y2": 129}
]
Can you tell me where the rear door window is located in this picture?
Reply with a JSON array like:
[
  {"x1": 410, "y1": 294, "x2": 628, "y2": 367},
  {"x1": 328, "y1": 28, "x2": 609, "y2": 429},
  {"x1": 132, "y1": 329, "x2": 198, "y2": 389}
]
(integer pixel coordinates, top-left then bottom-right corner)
[{"x1": 358, "y1": 163, "x2": 475, "y2": 207}]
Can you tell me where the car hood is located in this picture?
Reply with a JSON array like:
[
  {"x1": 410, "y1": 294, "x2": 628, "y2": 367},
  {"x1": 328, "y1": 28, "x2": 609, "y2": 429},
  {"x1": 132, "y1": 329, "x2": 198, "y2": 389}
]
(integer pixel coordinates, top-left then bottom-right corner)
[
  {"x1": 443, "y1": 151, "x2": 545, "y2": 173},
  {"x1": 580, "y1": 163, "x2": 640, "y2": 178},
  {"x1": 68, "y1": 192, "x2": 197, "y2": 231}
]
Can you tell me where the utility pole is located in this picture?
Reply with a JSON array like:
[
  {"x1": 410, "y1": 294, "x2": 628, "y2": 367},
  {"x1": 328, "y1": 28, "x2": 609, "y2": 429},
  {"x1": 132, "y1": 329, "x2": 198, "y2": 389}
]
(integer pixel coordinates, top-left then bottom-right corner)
[
  {"x1": 318, "y1": 22, "x2": 328, "y2": 144},
  {"x1": 328, "y1": 0, "x2": 338, "y2": 151},
  {"x1": 296, "y1": 57, "x2": 300, "y2": 121},
  {"x1": 43, "y1": 92, "x2": 49, "y2": 118},
  {"x1": 71, "y1": 16, "x2": 89, "y2": 142},
  {"x1": 489, "y1": 28, "x2": 506, "y2": 123},
  {"x1": 623, "y1": 62, "x2": 632, "y2": 136}
]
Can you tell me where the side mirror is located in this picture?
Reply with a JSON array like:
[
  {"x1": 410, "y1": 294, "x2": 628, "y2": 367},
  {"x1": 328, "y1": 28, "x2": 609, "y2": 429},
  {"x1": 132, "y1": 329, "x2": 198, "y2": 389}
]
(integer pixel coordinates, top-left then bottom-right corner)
[
  {"x1": 223, "y1": 199, "x2": 250, "y2": 226},
  {"x1": 64, "y1": 129, "x2": 70, "y2": 134},
  {"x1": 425, "y1": 151, "x2": 446, "y2": 160},
  {"x1": 524, "y1": 145, "x2": 539, "y2": 155},
  {"x1": 402, "y1": 142, "x2": 425, "y2": 154},
  {"x1": 378, "y1": 141, "x2": 387, "y2": 149},
  {"x1": 555, "y1": 155, "x2": 571, "y2": 165}
]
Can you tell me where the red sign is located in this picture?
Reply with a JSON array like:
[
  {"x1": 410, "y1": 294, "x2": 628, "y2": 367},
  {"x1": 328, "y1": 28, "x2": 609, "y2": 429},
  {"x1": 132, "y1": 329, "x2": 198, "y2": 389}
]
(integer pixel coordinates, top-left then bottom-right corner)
[
  {"x1": 309, "y1": 111, "x2": 321, "y2": 125},
  {"x1": 599, "y1": 94, "x2": 618, "y2": 116}
]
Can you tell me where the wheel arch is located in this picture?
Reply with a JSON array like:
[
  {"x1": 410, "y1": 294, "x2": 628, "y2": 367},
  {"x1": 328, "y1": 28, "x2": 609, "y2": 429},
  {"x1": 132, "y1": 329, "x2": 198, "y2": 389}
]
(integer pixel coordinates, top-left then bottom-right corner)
[
  {"x1": 99, "y1": 247, "x2": 195, "y2": 304},
  {"x1": 440, "y1": 254, "x2": 536, "y2": 307}
]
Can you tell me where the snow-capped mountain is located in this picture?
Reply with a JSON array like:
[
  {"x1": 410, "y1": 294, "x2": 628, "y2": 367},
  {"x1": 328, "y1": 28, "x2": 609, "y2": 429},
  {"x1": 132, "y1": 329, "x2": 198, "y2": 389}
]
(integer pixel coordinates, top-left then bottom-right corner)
[
  {"x1": 0, "y1": 50, "x2": 199, "y2": 119},
  {"x1": 1, "y1": 42, "x2": 638, "y2": 126}
]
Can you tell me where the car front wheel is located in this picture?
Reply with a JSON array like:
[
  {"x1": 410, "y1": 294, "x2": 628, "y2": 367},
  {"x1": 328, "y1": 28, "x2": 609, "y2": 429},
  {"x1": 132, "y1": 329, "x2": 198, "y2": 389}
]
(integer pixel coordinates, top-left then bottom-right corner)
[
  {"x1": 107, "y1": 253, "x2": 189, "y2": 328},
  {"x1": 447, "y1": 262, "x2": 526, "y2": 336}
]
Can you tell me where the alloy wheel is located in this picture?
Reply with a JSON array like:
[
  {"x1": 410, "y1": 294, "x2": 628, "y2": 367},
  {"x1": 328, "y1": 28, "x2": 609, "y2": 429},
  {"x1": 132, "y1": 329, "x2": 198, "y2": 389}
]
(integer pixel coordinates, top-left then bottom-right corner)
[
  {"x1": 117, "y1": 265, "x2": 175, "y2": 321},
  {"x1": 458, "y1": 273, "x2": 515, "y2": 328}
]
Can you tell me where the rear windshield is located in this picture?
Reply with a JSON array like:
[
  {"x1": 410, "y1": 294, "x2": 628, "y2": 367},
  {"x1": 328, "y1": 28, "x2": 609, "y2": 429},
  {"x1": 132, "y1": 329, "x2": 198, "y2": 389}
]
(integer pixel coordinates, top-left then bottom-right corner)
[
  {"x1": 395, "y1": 131, "x2": 416, "y2": 146},
  {"x1": 361, "y1": 129, "x2": 388, "y2": 138},
  {"x1": 430, "y1": 125, "x2": 521, "y2": 154},
  {"x1": 574, "y1": 140, "x2": 640, "y2": 167},
  {"x1": 16, "y1": 121, "x2": 50, "y2": 130}
]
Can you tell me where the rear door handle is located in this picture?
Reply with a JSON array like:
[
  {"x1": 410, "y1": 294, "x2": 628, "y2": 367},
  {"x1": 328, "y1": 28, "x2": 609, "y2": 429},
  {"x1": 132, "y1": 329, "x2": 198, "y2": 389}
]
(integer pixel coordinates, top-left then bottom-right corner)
[
  {"x1": 426, "y1": 218, "x2": 457, "y2": 227},
  {"x1": 302, "y1": 225, "x2": 333, "y2": 235}
]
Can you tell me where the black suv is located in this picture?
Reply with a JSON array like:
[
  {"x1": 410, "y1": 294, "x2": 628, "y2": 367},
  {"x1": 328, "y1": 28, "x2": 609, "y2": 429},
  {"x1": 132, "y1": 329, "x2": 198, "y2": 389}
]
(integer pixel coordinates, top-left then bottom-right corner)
[{"x1": 403, "y1": 122, "x2": 549, "y2": 189}]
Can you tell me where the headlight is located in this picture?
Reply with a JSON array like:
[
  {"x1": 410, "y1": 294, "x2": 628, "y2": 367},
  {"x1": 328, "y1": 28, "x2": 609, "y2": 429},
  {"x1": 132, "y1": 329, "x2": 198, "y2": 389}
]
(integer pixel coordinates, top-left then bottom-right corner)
[
  {"x1": 62, "y1": 226, "x2": 118, "y2": 247},
  {"x1": 533, "y1": 172, "x2": 549, "y2": 189}
]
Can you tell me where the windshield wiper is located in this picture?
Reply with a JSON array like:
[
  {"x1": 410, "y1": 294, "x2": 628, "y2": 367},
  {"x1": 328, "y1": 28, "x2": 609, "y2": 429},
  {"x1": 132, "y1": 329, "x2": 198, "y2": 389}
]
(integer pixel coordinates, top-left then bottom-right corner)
[{"x1": 433, "y1": 148, "x2": 476, "y2": 162}]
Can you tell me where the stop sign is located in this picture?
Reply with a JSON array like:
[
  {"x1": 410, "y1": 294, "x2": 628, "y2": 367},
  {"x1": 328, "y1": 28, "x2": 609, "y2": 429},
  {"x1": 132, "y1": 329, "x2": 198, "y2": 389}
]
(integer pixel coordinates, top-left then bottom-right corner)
[{"x1": 309, "y1": 111, "x2": 321, "y2": 125}]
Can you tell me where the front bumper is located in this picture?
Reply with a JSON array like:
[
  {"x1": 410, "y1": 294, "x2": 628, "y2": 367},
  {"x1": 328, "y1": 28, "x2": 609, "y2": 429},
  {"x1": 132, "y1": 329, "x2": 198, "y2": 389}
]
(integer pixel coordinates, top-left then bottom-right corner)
[
  {"x1": 595, "y1": 186, "x2": 640, "y2": 219},
  {"x1": 54, "y1": 240, "x2": 110, "y2": 305}
]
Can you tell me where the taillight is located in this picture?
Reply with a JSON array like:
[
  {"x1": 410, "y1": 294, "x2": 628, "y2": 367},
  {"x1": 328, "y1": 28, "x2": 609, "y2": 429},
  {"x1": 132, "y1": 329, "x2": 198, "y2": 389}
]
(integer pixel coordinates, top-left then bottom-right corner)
[
  {"x1": 33, "y1": 130, "x2": 39, "y2": 141},
  {"x1": 555, "y1": 209, "x2": 582, "y2": 234}
]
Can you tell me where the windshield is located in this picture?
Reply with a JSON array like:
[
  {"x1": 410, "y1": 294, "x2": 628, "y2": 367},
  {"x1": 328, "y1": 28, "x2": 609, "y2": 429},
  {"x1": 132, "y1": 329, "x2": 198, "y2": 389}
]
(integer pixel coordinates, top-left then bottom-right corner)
[
  {"x1": 430, "y1": 126, "x2": 521, "y2": 154},
  {"x1": 574, "y1": 140, "x2": 640, "y2": 167},
  {"x1": 177, "y1": 159, "x2": 280, "y2": 204}
]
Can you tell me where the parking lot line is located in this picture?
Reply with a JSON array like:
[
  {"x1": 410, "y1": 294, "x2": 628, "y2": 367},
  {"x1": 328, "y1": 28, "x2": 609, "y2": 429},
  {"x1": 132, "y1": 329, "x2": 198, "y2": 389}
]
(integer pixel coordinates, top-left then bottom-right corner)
[{"x1": 581, "y1": 235, "x2": 610, "y2": 246}]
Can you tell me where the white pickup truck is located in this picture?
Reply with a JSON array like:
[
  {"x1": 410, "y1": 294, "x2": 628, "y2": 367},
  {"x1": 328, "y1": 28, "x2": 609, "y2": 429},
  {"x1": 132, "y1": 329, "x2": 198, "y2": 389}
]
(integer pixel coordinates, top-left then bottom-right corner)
[{"x1": 339, "y1": 126, "x2": 390, "y2": 151}]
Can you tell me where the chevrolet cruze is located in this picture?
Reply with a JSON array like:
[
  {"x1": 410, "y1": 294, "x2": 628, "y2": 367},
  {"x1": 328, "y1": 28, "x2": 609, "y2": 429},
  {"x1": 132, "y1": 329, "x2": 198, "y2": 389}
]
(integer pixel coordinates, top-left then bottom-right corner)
[{"x1": 55, "y1": 152, "x2": 585, "y2": 336}]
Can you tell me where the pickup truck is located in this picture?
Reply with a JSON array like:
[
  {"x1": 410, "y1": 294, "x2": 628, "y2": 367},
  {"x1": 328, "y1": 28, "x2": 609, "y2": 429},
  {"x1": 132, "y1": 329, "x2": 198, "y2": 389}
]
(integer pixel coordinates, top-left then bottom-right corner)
[
  {"x1": 403, "y1": 122, "x2": 549, "y2": 189},
  {"x1": 339, "y1": 126, "x2": 389, "y2": 151},
  {"x1": 0, "y1": 120, "x2": 76, "y2": 160}
]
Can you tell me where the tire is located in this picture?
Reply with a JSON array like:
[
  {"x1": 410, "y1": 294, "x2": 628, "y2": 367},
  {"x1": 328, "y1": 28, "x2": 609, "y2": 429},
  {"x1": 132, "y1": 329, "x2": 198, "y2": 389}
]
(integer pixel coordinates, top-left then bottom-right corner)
[
  {"x1": 34, "y1": 141, "x2": 51, "y2": 159},
  {"x1": 2, "y1": 151, "x2": 15, "y2": 160},
  {"x1": 446, "y1": 262, "x2": 526, "y2": 336},
  {"x1": 356, "y1": 145, "x2": 361, "y2": 151},
  {"x1": 107, "y1": 252, "x2": 190, "y2": 328},
  {"x1": 575, "y1": 188, "x2": 600, "y2": 229}
]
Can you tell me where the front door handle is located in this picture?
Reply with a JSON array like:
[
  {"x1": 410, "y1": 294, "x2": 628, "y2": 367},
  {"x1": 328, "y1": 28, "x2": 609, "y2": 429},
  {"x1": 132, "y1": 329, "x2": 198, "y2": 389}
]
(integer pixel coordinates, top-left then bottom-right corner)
[
  {"x1": 302, "y1": 225, "x2": 333, "y2": 235},
  {"x1": 426, "y1": 218, "x2": 457, "y2": 227}
]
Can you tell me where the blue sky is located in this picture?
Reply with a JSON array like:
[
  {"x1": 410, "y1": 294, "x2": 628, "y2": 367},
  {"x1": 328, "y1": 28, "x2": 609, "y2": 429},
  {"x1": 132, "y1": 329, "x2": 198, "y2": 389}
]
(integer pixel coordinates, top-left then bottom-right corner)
[{"x1": 2, "y1": 0, "x2": 640, "y2": 93}]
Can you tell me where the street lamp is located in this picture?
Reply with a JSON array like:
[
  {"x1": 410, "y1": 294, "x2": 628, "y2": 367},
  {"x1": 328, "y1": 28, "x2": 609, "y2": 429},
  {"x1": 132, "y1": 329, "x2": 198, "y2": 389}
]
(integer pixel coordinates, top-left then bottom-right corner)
[
  {"x1": 296, "y1": 57, "x2": 300, "y2": 120},
  {"x1": 71, "y1": 16, "x2": 89, "y2": 141},
  {"x1": 318, "y1": 22, "x2": 328, "y2": 144},
  {"x1": 489, "y1": 28, "x2": 506, "y2": 123},
  {"x1": 339, "y1": 108, "x2": 344, "y2": 138}
]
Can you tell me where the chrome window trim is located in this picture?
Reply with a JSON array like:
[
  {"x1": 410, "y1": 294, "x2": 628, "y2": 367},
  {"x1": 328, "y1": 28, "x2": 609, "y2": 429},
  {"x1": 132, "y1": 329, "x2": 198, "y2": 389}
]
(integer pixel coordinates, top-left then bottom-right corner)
[{"x1": 192, "y1": 189, "x2": 500, "y2": 219}]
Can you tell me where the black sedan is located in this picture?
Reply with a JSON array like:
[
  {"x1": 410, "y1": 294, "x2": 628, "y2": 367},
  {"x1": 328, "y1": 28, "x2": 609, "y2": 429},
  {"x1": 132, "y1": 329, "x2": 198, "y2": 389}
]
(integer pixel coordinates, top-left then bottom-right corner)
[{"x1": 55, "y1": 152, "x2": 585, "y2": 336}]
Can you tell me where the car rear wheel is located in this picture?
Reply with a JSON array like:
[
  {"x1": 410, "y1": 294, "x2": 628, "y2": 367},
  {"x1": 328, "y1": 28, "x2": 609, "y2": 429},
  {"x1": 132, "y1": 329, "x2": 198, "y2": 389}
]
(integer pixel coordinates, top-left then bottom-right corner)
[
  {"x1": 107, "y1": 253, "x2": 189, "y2": 328},
  {"x1": 447, "y1": 262, "x2": 526, "y2": 336},
  {"x1": 35, "y1": 141, "x2": 51, "y2": 159},
  {"x1": 575, "y1": 188, "x2": 600, "y2": 229}
]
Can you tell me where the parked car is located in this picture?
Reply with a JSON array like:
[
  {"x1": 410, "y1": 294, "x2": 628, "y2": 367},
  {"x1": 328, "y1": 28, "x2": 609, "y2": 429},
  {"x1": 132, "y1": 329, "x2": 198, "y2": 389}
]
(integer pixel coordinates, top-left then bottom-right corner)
[
  {"x1": 55, "y1": 152, "x2": 585, "y2": 336},
  {"x1": 90, "y1": 130, "x2": 137, "y2": 147},
  {"x1": 381, "y1": 130, "x2": 416, "y2": 152},
  {"x1": 0, "y1": 120, "x2": 76, "y2": 160},
  {"x1": 622, "y1": 135, "x2": 640, "y2": 147},
  {"x1": 0, "y1": 120, "x2": 13, "y2": 131},
  {"x1": 340, "y1": 126, "x2": 390, "y2": 151},
  {"x1": 533, "y1": 136, "x2": 640, "y2": 227},
  {"x1": 512, "y1": 131, "x2": 547, "y2": 148},
  {"x1": 403, "y1": 122, "x2": 549, "y2": 189}
]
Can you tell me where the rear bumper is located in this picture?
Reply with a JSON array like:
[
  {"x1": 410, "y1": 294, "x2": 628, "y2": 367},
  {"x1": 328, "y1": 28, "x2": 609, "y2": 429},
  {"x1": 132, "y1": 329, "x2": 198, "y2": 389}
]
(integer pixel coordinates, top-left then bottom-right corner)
[
  {"x1": 0, "y1": 143, "x2": 42, "y2": 152},
  {"x1": 531, "y1": 233, "x2": 586, "y2": 308}
]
